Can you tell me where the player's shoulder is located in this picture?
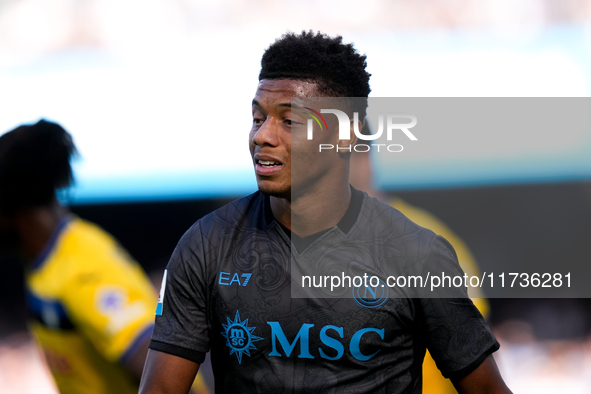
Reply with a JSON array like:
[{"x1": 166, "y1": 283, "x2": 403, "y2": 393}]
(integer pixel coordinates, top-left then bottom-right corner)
[
  {"x1": 30, "y1": 217, "x2": 136, "y2": 292},
  {"x1": 391, "y1": 197, "x2": 461, "y2": 242},
  {"x1": 357, "y1": 192, "x2": 437, "y2": 240},
  {"x1": 356, "y1": 192, "x2": 454, "y2": 259},
  {"x1": 63, "y1": 216, "x2": 118, "y2": 250},
  {"x1": 63, "y1": 217, "x2": 136, "y2": 264},
  {"x1": 40, "y1": 217, "x2": 111, "y2": 270},
  {"x1": 176, "y1": 191, "x2": 266, "y2": 248},
  {"x1": 210, "y1": 190, "x2": 266, "y2": 227}
]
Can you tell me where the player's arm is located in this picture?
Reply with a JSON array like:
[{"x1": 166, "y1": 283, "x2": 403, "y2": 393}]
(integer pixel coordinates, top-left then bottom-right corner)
[
  {"x1": 139, "y1": 349, "x2": 199, "y2": 394},
  {"x1": 419, "y1": 236, "x2": 511, "y2": 393},
  {"x1": 452, "y1": 355, "x2": 512, "y2": 394},
  {"x1": 146, "y1": 223, "x2": 211, "y2": 393}
]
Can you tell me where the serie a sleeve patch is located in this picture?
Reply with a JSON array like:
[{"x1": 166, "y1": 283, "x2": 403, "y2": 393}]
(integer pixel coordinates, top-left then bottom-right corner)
[{"x1": 155, "y1": 269, "x2": 167, "y2": 316}]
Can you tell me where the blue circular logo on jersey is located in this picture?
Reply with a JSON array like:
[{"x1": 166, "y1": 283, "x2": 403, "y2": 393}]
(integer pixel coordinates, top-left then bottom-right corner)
[
  {"x1": 226, "y1": 324, "x2": 250, "y2": 351},
  {"x1": 221, "y1": 310, "x2": 263, "y2": 364},
  {"x1": 353, "y1": 278, "x2": 389, "y2": 308}
]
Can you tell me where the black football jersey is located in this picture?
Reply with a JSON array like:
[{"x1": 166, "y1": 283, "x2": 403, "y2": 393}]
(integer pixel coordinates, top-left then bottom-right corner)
[{"x1": 151, "y1": 188, "x2": 499, "y2": 393}]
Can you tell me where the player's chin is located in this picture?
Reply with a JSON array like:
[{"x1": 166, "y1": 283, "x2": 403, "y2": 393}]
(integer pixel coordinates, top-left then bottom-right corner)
[{"x1": 256, "y1": 180, "x2": 291, "y2": 199}]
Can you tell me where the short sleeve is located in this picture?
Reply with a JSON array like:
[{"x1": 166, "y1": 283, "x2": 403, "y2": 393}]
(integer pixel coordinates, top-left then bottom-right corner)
[
  {"x1": 61, "y1": 237, "x2": 157, "y2": 363},
  {"x1": 150, "y1": 223, "x2": 210, "y2": 364},
  {"x1": 417, "y1": 235, "x2": 499, "y2": 379}
]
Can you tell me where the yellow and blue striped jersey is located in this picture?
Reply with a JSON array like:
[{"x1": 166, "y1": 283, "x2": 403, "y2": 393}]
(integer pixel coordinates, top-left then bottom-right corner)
[{"x1": 25, "y1": 216, "x2": 157, "y2": 394}]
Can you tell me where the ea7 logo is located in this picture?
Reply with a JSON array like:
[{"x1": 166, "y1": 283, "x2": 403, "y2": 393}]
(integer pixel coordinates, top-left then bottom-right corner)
[
  {"x1": 306, "y1": 109, "x2": 418, "y2": 142},
  {"x1": 218, "y1": 271, "x2": 253, "y2": 286}
]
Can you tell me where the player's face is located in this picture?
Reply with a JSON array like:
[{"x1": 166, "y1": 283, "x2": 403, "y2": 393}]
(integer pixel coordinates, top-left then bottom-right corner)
[{"x1": 250, "y1": 79, "x2": 326, "y2": 198}]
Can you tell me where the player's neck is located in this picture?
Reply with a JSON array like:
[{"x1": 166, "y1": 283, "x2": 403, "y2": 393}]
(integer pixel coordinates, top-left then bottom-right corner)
[
  {"x1": 270, "y1": 180, "x2": 352, "y2": 238},
  {"x1": 16, "y1": 201, "x2": 68, "y2": 263}
]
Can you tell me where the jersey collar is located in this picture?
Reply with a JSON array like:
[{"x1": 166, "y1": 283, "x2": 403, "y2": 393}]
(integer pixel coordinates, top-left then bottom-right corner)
[{"x1": 265, "y1": 186, "x2": 364, "y2": 252}]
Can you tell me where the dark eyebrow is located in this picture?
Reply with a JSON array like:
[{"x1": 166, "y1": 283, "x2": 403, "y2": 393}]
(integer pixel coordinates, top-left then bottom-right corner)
[{"x1": 251, "y1": 99, "x2": 302, "y2": 110}]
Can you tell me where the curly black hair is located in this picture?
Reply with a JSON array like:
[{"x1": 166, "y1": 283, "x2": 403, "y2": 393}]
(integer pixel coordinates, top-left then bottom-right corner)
[
  {"x1": 259, "y1": 31, "x2": 371, "y2": 98},
  {"x1": 0, "y1": 120, "x2": 77, "y2": 215}
]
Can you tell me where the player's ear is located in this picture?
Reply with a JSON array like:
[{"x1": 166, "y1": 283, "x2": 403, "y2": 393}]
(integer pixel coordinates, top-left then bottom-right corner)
[{"x1": 335, "y1": 119, "x2": 359, "y2": 151}]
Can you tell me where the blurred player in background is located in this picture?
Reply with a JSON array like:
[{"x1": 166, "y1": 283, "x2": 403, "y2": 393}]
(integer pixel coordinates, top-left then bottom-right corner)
[
  {"x1": 350, "y1": 124, "x2": 489, "y2": 394},
  {"x1": 0, "y1": 120, "x2": 209, "y2": 394}
]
